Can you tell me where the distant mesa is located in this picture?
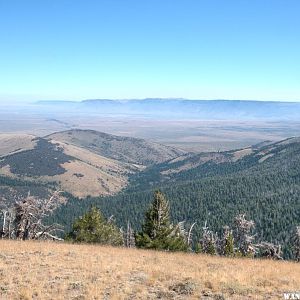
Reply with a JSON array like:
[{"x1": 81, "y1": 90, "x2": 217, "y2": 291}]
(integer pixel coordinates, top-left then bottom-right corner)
[{"x1": 34, "y1": 99, "x2": 300, "y2": 120}]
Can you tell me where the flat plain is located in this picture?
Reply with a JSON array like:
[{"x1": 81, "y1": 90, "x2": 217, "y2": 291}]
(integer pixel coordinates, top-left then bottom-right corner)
[{"x1": 2, "y1": 111, "x2": 300, "y2": 152}]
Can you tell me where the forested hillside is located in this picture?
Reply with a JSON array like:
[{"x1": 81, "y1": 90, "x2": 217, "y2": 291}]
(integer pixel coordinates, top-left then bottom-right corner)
[
  {"x1": 1, "y1": 132, "x2": 300, "y2": 258},
  {"x1": 48, "y1": 137, "x2": 300, "y2": 258}
]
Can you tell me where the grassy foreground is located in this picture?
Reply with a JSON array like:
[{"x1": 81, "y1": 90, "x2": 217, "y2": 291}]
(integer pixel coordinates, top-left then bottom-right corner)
[{"x1": 0, "y1": 240, "x2": 299, "y2": 299}]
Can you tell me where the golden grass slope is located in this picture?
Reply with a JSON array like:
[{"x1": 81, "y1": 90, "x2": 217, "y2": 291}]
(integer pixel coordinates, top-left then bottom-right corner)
[
  {"x1": 44, "y1": 140, "x2": 143, "y2": 197},
  {"x1": 47, "y1": 129, "x2": 186, "y2": 165},
  {"x1": 0, "y1": 240, "x2": 299, "y2": 300},
  {"x1": 0, "y1": 134, "x2": 36, "y2": 157}
]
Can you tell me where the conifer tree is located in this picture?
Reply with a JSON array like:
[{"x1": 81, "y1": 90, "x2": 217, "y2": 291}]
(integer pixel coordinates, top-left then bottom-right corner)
[
  {"x1": 219, "y1": 226, "x2": 235, "y2": 256},
  {"x1": 224, "y1": 232, "x2": 235, "y2": 256},
  {"x1": 136, "y1": 191, "x2": 188, "y2": 251},
  {"x1": 67, "y1": 207, "x2": 123, "y2": 246}
]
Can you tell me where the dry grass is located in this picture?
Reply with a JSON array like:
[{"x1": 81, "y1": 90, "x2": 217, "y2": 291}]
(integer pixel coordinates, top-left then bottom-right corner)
[
  {"x1": 0, "y1": 134, "x2": 36, "y2": 157},
  {"x1": 0, "y1": 241, "x2": 299, "y2": 299},
  {"x1": 44, "y1": 140, "x2": 142, "y2": 197}
]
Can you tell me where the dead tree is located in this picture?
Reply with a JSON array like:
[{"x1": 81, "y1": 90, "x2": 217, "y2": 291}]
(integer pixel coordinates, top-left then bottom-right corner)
[
  {"x1": 13, "y1": 191, "x2": 63, "y2": 241},
  {"x1": 187, "y1": 222, "x2": 196, "y2": 246},
  {"x1": 256, "y1": 242, "x2": 283, "y2": 260},
  {"x1": 1, "y1": 208, "x2": 15, "y2": 239},
  {"x1": 122, "y1": 221, "x2": 136, "y2": 248},
  {"x1": 233, "y1": 214, "x2": 257, "y2": 256},
  {"x1": 173, "y1": 221, "x2": 196, "y2": 248},
  {"x1": 199, "y1": 221, "x2": 218, "y2": 255},
  {"x1": 1, "y1": 210, "x2": 8, "y2": 238},
  {"x1": 292, "y1": 226, "x2": 300, "y2": 262}
]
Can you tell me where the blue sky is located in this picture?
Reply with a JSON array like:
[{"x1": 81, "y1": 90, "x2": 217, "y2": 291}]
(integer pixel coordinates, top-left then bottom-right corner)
[{"x1": 0, "y1": 0, "x2": 299, "y2": 102}]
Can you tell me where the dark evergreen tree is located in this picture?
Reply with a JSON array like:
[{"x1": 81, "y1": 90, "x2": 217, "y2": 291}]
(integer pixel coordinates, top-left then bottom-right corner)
[
  {"x1": 219, "y1": 226, "x2": 235, "y2": 256},
  {"x1": 224, "y1": 232, "x2": 235, "y2": 256},
  {"x1": 136, "y1": 191, "x2": 188, "y2": 251},
  {"x1": 66, "y1": 207, "x2": 123, "y2": 246}
]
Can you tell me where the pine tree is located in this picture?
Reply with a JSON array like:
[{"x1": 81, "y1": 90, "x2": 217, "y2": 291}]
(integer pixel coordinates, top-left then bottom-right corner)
[
  {"x1": 224, "y1": 232, "x2": 234, "y2": 256},
  {"x1": 207, "y1": 240, "x2": 217, "y2": 255},
  {"x1": 136, "y1": 191, "x2": 188, "y2": 251},
  {"x1": 219, "y1": 226, "x2": 235, "y2": 256},
  {"x1": 194, "y1": 243, "x2": 202, "y2": 254},
  {"x1": 67, "y1": 207, "x2": 123, "y2": 246}
]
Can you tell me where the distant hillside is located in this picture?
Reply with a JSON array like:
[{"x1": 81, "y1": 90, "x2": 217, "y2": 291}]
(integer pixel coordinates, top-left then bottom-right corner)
[
  {"x1": 0, "y1": 137, "x2": 136, "y2": 199},
  {"x1": 50, "y1": 137, "x2": 300, "y2": 258},
  {"x1": 46, "y1": 129, "x2": 185, "y2": 165},
  {"x1": 36, "y1": 99, "x2": 300, "y2": 120},
  {"x1": 0, "y1": 134, "x2": 37, "y2": 157},
  {"x1": 129, "y1": 137, "x2": 296, "y2": 186},
  {"x1": 0, "y1": 130, "x2": 184, "y2": 199}
]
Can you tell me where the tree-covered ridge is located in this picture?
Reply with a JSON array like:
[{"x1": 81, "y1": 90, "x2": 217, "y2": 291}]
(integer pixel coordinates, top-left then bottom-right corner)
[
  {"x1": 46, "y1": 138, "x2": 300, "y2": 258},
  {"x1": 0, "y1": 175, "x2": 56, "y2": 208},
  {"x1": 1, "y1": 136, "x2": 300, "y2": 258},
  {"x1": 61, "y1": 191, "x2": 298, "y2": 261},
  {"x1": 129, "y1": 136, "x2": 300, "y2": 189}
]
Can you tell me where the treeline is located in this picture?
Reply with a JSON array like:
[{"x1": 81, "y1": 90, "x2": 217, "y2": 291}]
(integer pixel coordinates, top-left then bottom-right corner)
[
  {"x1": 1, "y1": 190, "x2": 299, "y2": 261},
  {"x1": 66, "y1": 191, "x2": 300, "y2": 261},
  {"x1": 47, "y1": 167, "x2": 300, "y2": 259}
]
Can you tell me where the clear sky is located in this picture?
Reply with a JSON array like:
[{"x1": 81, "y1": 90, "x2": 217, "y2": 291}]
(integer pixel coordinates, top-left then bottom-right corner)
[{"x1": 0, "y1": 0, "x2": 300, "y2": 102}]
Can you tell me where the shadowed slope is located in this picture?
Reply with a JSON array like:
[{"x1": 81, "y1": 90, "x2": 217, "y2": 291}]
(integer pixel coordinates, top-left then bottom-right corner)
[{"x1": 46, "y1": 129, "x2": 186, "y2": 166}]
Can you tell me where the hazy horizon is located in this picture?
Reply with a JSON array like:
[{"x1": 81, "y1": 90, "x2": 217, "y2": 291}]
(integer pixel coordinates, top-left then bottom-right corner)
[{"x1": 2, "y1": 98, "x2": 300, "y2": 105}]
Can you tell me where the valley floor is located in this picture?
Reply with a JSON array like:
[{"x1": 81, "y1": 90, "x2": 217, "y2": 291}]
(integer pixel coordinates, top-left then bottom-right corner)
[{"x1": 0, "y1": 240, "x2": 299, "y2": 300}]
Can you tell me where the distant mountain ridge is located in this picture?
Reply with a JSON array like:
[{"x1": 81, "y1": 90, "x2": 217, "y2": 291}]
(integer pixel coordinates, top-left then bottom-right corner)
[
  {"x1": 0, "y1": 129, "x2": 185, "y2": 199},
  {"x1": 129, "y1": 136, "x2": 300, "y2": 188},
  {"x1": 35, "y1": 99, "x2": 300, "y2": 120},
  {"x1": 46, "y1": 129, "x2": 185, "y2": 166}
]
